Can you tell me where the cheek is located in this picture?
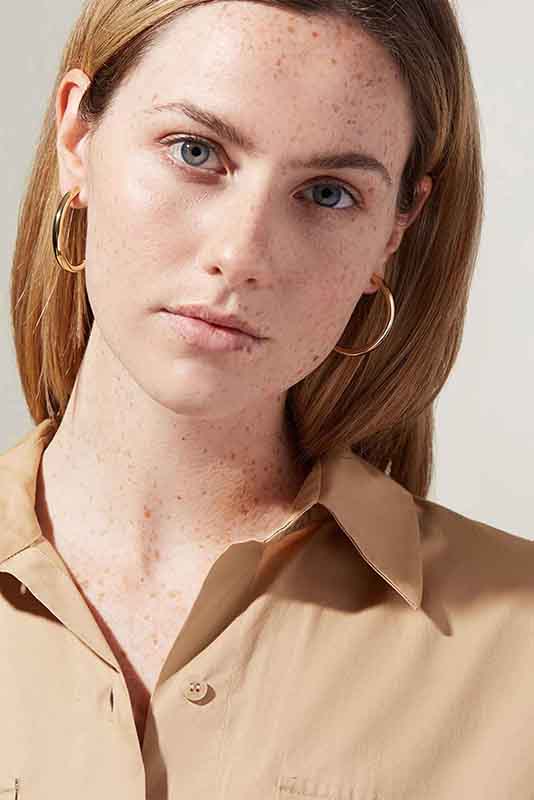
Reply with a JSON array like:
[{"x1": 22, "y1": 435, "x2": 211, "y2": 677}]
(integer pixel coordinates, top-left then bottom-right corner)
[
  {"x1": 268, "y1": 226, "x2": 381, "y2": 381},
  {"x1": 286, "y1": 271, "x2": 366, "y2": 369},
  {"x1": 307, "y1": 240, "x2": 374, "y2": 321},
  {"x1": 89, "y1": 141, "x2": 185, "y2": 256},
  {"x1": 84, "y1": 147, "x2": 192, "y2": 306}
]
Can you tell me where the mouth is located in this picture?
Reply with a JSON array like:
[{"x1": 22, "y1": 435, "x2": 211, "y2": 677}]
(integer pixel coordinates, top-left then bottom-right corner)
[
  {"x1": 163, "y1": 304, "x2": 263, "y2": 339},
  {"x1": 160, "y1": 310, "x2": 263, "y2": 352}
]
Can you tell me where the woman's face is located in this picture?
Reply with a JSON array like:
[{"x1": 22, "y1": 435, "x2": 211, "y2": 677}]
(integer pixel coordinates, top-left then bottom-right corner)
[{"x1": 57, "y1": 0, "x2": 430, "y2": 419}]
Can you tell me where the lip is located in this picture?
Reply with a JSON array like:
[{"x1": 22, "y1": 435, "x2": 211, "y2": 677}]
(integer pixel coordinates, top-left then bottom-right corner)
[
  {"x1": 164, "y1": 304, "x2": 262, "y2": 339},
  {"x1": 160, "y1": 311, "x2": 263, "y2": 352}
]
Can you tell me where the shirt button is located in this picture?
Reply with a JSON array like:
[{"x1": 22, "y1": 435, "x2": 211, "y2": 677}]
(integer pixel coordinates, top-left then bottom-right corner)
[{"x1": 183, "y1": 678, "x2": 209, "y2": 703}]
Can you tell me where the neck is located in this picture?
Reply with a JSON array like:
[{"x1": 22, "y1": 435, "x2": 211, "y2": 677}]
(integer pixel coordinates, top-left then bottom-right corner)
[{"x1": 35, "y1": 325, "x2": 308, "y2": 579}]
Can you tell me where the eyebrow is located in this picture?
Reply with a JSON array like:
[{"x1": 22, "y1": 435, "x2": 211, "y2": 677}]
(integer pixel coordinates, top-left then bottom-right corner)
[{"x1": 144, "y1": 100, "x2": 393, "y2": 187}]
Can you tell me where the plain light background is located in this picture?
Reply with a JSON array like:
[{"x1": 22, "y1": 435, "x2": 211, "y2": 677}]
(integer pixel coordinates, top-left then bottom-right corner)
[{"x1": 1, "y1": 2, "x2": 532, "y2": 537}]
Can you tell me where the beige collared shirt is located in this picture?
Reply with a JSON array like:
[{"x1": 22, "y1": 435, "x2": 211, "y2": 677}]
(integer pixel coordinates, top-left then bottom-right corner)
[{"x1": 1, "y1": 419, "x2": 533, "y2": 799}]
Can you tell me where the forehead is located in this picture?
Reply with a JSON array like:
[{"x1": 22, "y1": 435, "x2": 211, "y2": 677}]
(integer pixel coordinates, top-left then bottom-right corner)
[{"x1": 119, "y1": 1, "x2": 414, "y2": 178}]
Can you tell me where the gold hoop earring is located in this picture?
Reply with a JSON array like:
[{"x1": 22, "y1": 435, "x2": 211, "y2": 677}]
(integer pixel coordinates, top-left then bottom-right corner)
[
  {"x1": 333, "y1": 273, "x2": 395, "y2": 357},
  {"x1": 52, "y1": 187, "x2": 86, "y2": 273}
]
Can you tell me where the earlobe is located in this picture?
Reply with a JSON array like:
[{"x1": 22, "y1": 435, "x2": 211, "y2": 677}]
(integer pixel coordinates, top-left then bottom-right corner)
[{"x1": 55, "y1": 69, "x2": 92, "y2": 209}]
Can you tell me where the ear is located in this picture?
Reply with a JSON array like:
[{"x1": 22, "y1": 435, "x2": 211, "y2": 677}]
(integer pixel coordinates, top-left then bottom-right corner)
[
  {"x1": 387, "y1": 173, "x2": 433, "y2": 252},
  {"x1": 55, "y1": 68, "x2": 93, "y2": 209},
  {"x1": 362, "y1": 174, "x2": 433, "y2": 294}
]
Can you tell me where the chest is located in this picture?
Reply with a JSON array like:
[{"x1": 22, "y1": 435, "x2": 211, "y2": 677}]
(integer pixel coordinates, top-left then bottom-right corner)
[
  {"x1": 101, "y1": 595, "x2": 189, "y2": 724},
  {"x1": 49, "y1": 536, "x2": 275, "y2": 746},
  {"x1": 66, "y1": 563, "x2": 216, "y2": 746}
]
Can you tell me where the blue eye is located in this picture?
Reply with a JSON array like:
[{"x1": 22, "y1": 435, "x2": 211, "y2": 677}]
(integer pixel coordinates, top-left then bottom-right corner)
[
  {"x1": 300, "y1": 182, "x2": 360, "y2": 212},
  {"x1": 169, "y1": 137, "x2": 221, "y2": 170},
  {"x1": 165, "y1": 135, "x2": 362, "y2": 213},
  {"x1": 168, "y1": 136, "x2": 224, "y2": 172}
]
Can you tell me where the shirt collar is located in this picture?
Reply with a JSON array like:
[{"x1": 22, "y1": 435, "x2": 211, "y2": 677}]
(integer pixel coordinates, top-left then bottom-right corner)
[{"x1": 0, "y1": 418, "x2": 422, "y2": 611}]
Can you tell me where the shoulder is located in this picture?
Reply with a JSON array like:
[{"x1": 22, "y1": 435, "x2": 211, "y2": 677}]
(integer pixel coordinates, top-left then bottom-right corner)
[
  {"x1": 412, "y1": 492, "x2": 531, "y2": 554},
  {"x1": 412, "y1": 493, "x2": 534, "y2": 606}
]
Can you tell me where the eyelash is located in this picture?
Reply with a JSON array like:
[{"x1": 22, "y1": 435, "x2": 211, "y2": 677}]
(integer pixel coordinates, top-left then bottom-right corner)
[{"x1": 163, "y1": 134, "x2": 363, "y2": 213}]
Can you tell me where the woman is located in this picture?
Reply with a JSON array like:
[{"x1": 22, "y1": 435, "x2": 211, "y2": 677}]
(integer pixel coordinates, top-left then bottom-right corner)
[{"x1": 1, "y1": 0, "x2": 532, "y2": 797}]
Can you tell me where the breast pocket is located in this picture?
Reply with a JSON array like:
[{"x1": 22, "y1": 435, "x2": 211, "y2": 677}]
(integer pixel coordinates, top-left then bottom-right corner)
[
  {"x1": 277, "y1": 774, "x2": 360, "y2": 799},
  {"x1": 0, "y1": 778, "x2": 19, "y2": 799}
]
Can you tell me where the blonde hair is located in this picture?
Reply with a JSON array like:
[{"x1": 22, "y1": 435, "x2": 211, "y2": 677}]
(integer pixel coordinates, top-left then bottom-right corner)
[{"x1": 10, "y1": 0, "x2": 484, "y2": 497}]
